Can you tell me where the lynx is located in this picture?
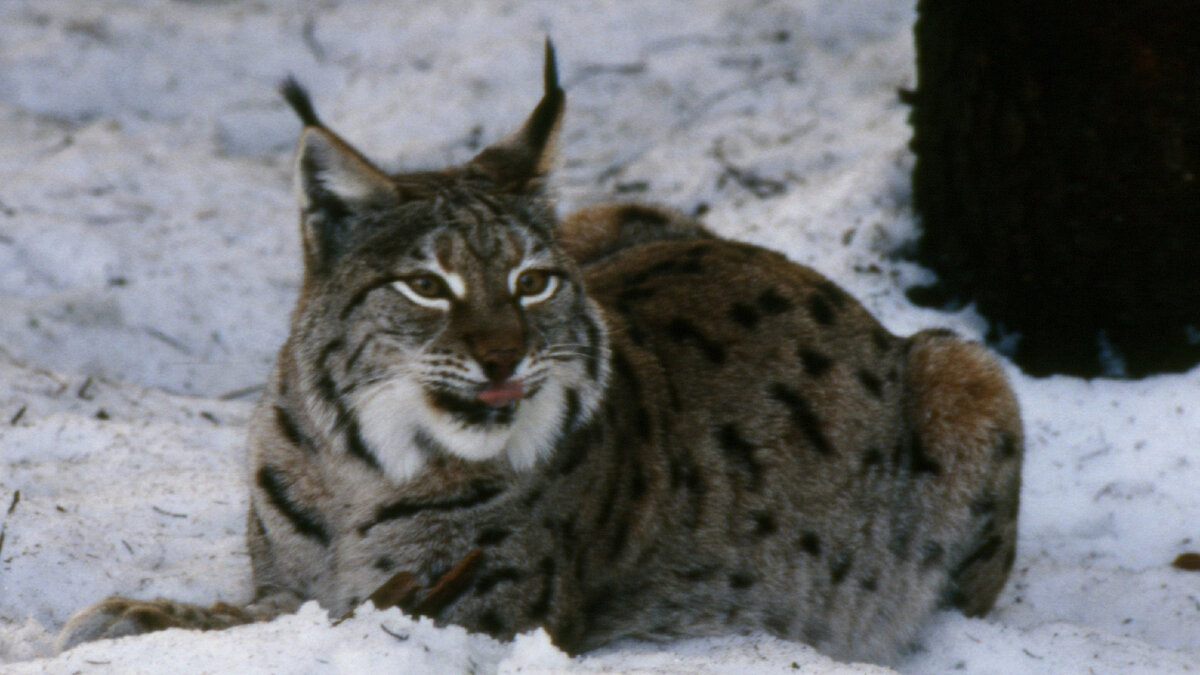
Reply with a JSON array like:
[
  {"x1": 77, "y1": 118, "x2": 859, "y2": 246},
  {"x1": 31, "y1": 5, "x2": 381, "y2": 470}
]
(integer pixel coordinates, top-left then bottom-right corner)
[{"x1": 58, "y1": 42, "x2": 1022, "y2": 664}]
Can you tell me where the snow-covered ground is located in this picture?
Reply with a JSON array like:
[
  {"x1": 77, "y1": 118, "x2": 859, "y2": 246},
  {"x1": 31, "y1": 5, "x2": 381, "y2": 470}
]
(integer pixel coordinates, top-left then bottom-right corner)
[{"x1": 0, "y1": 1, "x2": 1197, "y2": 672}]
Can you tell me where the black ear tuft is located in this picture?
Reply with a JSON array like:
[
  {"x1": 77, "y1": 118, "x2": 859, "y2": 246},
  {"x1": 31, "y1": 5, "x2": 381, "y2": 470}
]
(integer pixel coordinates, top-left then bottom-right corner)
[
  {"x1": 526, "y1": 37, "x2": 565, "y2": 156},
  {"x1": 467, "y1": 40, "x2": 566, "y2": 194},
  {"x1": 280, "y1": 76, "x2": 323, "y2": 127},
  {"x1": 543, "y1": 38, "x2": 562, "y2": 113},
  {"x1": 281, "y1": 78, "x2": 396, "y2": 271}
]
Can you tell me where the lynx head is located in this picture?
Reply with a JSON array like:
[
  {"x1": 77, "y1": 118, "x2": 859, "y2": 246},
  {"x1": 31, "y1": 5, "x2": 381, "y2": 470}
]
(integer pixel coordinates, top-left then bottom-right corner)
[{"x1": 280, "y1": 42, "x2": 609, "y2": 484}]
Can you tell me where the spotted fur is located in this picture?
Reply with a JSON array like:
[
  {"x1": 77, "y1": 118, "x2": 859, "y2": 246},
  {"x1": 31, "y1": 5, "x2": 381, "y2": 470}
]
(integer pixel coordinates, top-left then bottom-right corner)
[{"x1": 58, "y1": 43, "x2": 1023, "y2": 664}]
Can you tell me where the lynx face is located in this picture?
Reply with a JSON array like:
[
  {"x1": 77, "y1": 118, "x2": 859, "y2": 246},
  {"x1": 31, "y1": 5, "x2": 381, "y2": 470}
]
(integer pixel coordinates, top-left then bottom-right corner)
[
  {"x1": 280, "y1": 62, "x2": 608, "y2": 483},
  {"x1": 317, "y1": 193, "x2": 608, "y2": 481}
]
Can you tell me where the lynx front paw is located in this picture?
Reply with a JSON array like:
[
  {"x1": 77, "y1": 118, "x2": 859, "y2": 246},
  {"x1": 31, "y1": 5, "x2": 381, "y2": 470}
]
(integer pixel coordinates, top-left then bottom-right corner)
[
  {"x1": 56, "y1": 597, "x2": 251, "y2": 653},
  {"x1": 344, "y1": 548, "x2": 484, "y2": 622}
]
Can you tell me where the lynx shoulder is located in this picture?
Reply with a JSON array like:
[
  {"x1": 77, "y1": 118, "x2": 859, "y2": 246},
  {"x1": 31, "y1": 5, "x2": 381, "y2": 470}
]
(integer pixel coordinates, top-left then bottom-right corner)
[{"x1": 59, "y1": 42, "x2": 1022, "y2": 664}]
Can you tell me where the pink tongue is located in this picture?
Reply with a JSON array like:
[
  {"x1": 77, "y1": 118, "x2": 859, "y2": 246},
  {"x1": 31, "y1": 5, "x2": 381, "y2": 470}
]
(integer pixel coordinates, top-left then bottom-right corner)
[{"x1": 476, "y1": 380, "x2": 524, "y2": 408}]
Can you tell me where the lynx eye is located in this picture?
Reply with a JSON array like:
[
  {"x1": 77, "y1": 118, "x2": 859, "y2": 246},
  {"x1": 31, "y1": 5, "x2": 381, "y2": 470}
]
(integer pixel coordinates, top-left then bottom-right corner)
[
  {"x1": 516, "y1": 270, "x2": 550, "y2": 296},
  {"x1": 405, "y1": 274, "x2": 450, "y2": 299},
  {"x1": 391, "y1": 272, "x2": 460, "y2": 309},
  {"x1": 513, "y1": 269, "x2": 560, "y2": 305}
]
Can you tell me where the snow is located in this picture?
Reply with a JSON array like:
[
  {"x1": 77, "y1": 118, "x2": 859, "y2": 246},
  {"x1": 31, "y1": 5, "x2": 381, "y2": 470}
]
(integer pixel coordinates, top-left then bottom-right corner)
[{"x1": 1, "y1": 0, "x2": 1198, "y2": 672}]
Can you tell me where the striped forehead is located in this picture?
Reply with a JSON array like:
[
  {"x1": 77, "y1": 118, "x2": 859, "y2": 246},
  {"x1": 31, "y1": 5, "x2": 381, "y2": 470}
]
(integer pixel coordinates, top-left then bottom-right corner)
[
  {"x1": 427, "y1": 217, "x2": 535, "y2": 270},
  {"x1": 432, "y1": 190, "x2": 511, "y2": 246},
  {"x1": 404, "y1": 224, "x2": 539, "y2": 304}
]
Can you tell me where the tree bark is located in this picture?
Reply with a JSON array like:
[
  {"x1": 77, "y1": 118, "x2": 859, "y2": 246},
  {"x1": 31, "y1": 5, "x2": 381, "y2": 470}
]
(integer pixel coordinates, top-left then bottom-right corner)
[{"x1": 908, "y1": 0, "x2": 1200, "y2": 377}]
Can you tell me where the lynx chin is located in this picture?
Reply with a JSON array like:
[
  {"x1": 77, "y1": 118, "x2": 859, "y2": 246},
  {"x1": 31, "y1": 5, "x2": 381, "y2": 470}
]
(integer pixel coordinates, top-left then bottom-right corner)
[{"x1": 58, "y1": 41, "x2": 1023, "y2": 665}]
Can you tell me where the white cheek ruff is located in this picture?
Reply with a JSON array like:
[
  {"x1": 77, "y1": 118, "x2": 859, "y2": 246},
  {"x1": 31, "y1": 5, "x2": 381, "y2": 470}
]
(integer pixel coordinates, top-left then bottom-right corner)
[
  {"x1": 500, "y1": 377, "x2": 570, "y2": 470},
  {"x1": 353, "y1": 378, "x2": 436, "y2": 482},
  {"x1": 351, "y1": 301, "x2": 611, "y2": 484},
  {"x1": 352, "y1": 365, "x2": 608, "y2": 483},
  {"x1": 353, "y1": 377, "x2": 566, "y2": 482}
]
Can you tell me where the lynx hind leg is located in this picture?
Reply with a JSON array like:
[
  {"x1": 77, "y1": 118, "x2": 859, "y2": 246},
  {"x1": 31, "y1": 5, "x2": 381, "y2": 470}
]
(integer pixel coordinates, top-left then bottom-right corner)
[
  {"x1": 55, "y1": 596, "x2": 250, "y2": 652},
  {"x1": 556, "y1": 203, "x2": 713, "y2": 266},
  {"x1": 903, "y1": 329, "x2": 1024, "y2": 617}
]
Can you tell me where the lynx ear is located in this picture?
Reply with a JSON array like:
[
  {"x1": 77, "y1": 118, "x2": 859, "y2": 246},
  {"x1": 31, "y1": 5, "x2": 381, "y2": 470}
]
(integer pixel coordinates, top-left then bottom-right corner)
[
  {"x1": 467, "y1": 39, "x2": 565, "y2": 193},
  {"x1": 281, "y1": 78, "x2": 397, "y2": 268}
]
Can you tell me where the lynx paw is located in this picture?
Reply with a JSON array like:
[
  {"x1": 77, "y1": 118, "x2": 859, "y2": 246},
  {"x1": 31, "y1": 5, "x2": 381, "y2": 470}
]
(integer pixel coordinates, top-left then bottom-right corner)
[
  {"x1": 56, "y1": 597, "x2": 250, "y2": 653},
  {"x1": 340, "y1": 548, "x2": 484, "y2": 624}
]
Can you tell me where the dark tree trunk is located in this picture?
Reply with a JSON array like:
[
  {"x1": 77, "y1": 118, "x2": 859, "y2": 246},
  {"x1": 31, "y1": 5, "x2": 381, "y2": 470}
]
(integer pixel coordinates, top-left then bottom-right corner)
[{"x1": 908, "y1": 0, "x2": 1200, "y2": 377}]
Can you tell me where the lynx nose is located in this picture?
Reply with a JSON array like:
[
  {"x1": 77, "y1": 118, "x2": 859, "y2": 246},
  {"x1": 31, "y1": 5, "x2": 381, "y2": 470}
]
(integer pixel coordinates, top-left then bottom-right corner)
[
  {"x1": 476, "y1": 348, "x2": 526, "y2": 408},
  {"x1": 460, "y1": 307, "x2": 525, "y2": 383},
  {"x1": 479, "y1": 349, "x2": 522, "y2": 383}
]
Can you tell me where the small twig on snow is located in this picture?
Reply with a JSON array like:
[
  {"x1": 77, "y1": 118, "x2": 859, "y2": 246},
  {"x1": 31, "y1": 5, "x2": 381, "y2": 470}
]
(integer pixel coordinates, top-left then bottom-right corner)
[
  {"x1": 77, "y1": 376, "x2": 95, "y2": 400},
  {"x1": 380, "y1": 624, "x2": 409, "y2": 642},
  {"x1": 219, "y1": 384, "x2": 265, "y2": 401},
  {"x1": 152, "y1": 506, "x2": 187, "y2": 519}
]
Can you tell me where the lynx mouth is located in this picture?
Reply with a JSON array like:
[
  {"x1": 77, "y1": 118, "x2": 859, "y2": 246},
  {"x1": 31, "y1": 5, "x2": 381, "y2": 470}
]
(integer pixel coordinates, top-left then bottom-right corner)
[
  {"x1": 428, "y1": 386, "x2": 519, "y2": 427},
  {"x1": 425, "y1": 378, "x2": 546, "y2": 429},
  {"x1": 476, "y1": 379, "x2": 525, "y2": 408}
]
